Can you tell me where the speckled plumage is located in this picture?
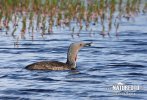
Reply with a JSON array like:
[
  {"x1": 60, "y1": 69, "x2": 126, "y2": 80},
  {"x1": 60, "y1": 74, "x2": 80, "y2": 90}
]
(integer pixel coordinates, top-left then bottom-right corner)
[{"x1": 25, "y1": 61, "x2": 71, "y2": 70}]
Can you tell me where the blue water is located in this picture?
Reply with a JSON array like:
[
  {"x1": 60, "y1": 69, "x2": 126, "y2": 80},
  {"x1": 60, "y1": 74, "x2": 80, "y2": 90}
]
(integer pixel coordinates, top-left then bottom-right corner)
[{"x1": 0, "y1": 15, "x2": 147, "y2": 100}]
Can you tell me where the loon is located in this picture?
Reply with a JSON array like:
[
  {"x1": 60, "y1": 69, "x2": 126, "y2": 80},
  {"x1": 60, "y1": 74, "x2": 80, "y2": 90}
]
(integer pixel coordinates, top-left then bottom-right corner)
[{"x1": 25, "y1": 42, "x2": 92, "y2": 70}]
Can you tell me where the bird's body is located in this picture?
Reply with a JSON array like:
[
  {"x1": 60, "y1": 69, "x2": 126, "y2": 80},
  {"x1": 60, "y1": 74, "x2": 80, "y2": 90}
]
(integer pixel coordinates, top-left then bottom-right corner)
[
  {"x1": 25, "y1": 42, "x2": 92, "y2": 70},
  {"x1": 25, "y1": 61, "x2": 72, "y2": 70}
]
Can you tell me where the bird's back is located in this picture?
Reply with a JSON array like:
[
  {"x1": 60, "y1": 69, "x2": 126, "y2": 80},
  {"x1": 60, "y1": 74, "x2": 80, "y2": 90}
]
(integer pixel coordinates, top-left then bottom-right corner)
[{"x1": 25, "y1": 61, "x2": 70, "y2": 70}]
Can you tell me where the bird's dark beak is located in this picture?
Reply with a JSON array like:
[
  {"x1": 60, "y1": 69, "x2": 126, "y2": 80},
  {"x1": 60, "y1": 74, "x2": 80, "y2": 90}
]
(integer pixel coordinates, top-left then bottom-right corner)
[{"x1": 84, "y1": 42, "x2": 92, "y2": 47}]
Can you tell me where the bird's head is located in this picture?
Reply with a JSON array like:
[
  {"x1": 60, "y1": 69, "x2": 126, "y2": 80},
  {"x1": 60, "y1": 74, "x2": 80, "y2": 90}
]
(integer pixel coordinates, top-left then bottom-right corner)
[{"x1": 71, "y1": 41, "x2": 92, "y2": 50}]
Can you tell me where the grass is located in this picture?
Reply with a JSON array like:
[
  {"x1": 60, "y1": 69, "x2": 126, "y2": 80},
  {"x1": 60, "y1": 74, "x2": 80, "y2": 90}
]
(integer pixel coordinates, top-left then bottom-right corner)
[{"x1": 0, "y1": 0, "x2": 146, "y2": 42}]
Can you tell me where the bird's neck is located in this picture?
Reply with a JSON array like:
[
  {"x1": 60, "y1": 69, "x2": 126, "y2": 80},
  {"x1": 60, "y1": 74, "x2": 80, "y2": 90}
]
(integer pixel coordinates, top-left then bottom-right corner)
[{"x1": 66, "y1": 46, "x2": 79, "y2": 69}]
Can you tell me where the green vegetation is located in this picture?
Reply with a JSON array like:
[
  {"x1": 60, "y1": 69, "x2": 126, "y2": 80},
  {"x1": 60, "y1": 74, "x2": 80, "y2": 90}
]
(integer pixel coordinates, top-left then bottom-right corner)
[{"x1": 0, "y1": 0, "x2": 146, "y2": 41}]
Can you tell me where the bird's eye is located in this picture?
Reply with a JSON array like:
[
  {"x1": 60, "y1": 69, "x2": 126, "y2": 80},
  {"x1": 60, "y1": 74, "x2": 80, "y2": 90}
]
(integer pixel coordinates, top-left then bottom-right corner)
[{"x1": 80, "y1": 44, "x2": 82, "y2": 46}]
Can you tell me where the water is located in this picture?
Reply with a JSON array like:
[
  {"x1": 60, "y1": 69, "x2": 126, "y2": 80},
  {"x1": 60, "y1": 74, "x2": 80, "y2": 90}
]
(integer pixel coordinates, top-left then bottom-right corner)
[{"x1": 0, "y1": 15, "x2": 147, "y2": 100}]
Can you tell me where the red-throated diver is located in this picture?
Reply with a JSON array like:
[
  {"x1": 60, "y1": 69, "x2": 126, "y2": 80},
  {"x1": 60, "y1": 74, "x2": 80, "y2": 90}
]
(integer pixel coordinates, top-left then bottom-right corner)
[{"x1": 25, "y1": 42, "x2": 92, "y2": 70}]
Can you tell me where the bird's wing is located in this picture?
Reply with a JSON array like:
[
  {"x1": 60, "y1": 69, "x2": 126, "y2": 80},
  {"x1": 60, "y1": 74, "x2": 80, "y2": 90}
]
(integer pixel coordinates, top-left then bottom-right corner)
[{"x1": 25, "y1": 61, "x2": 70, "y2": 70}]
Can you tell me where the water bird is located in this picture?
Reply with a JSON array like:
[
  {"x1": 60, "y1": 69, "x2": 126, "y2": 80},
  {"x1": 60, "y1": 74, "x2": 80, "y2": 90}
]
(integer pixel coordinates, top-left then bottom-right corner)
[{"x1": 25, "y1": 42, "x2": 92, "y2": 70}]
